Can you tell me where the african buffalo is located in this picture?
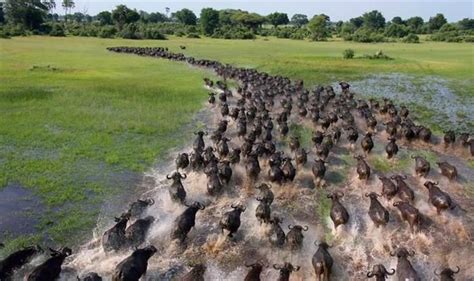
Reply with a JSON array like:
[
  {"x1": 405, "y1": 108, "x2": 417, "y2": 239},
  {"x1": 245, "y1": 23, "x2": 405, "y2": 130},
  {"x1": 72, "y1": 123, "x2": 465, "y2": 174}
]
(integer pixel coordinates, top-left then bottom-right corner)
[
  {"x1": 443, "y1": 130, "x2": 455, "y2": 148},
  {"x1": 128, "y1": 198, "x2": 155, "y2": 218},
  {"x1": 355, "y1": 155, "x2": 370, "y2": 181},
  {"x1": 434, "y1": 266, "x2": 460, "y2": 281},
  {"x1": 166, "y1": 171, "x2": 187, "y2": 203},
  {"x1": 255, "y1": 183, "x2": 274, "y2": 205},
  {"x1": 327, "y1": 192, "x2": 349, "y2": 228},
  {"x1": 0, "y1": 245, "x2": 43, "y2": 280},
  {"x1": 286, "y1": 225, "x2": 308, "y2": 250},
  {"x1": 268, "y1": 217, "x2": 286, "y2": 247},
  {"x1": 393, "y1": 201, "x2": 421, "y2": 233},
  {"x1": 437, "y1": 162, "x2": 457, "y2": 180},
  {"x1": 255, "y1": 197, "x2": 271, "y2": 224},
  {"x1": 176, "y1": 153, "x2": 190, "y2": 170},
  {"x1": 193, "y1": 131, "x2": 207, "y2": 153},
  {"x1": 112, "y1": 246, "x2": 157, "y2": 281},
  {"x1": 379, "y1": 176, "x2": 398, "y2": 200},
  {"x1": 365, "y1": 192, "x2": 389, "y2": 227},
  {"x1": 171, "y1": 202, "x2": 205, "y2": 242},
  {"x1": 244, "y1": 262, "x2": 266, "y2": 281},
  {"x1": 391, "y1": 175, "x2": 414, "y2": 202},
  {"x1": 385, "y1": 138, "x2": 399, "y2": 159},
  {"x1": 312, "y1": 159, "x2": 326, "y2": 186},
  {"x1": 26, "y1": 247, "x2": 72, "y2": 281},
  {"x1": 78, "y1": 272, "x2": 103, "y2": 281},
  {"x1": 424, "y1": 181, "x2": 455, "y2": 214},
  {"x1": 390, "y1": 247, "x2": 420, "y2": 281},
  {"x1": 125, "y1": 216, "x2": 155, "y2": 248},
  {"x1": 219, "y1": 204, "x2": 246, "y2": 238},
  {"x1": 312, "y1": 242, "x2": 333, "y2": 281},
  {"x1": 367, "y1": 264, "x2": 395, "y2": 280},
  {"x1": 412, "y1": 155, "x2": 430, "y2": 177},
  {"x1": 361, "y1": 132, "x2": 374, "y2": 154},
  {"x1": 272, "y1": 262, "x2": 300, "y2": 281},
  {"x1": 102, "y1": 212, "x2": 131, "y2": 252}
]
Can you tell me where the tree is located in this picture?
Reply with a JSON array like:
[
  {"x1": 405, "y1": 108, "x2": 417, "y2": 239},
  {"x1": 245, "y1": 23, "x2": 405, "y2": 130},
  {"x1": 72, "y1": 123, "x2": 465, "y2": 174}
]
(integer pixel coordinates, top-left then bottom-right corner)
[
  {"x1": 406, "y1": 16, "x2": 423, "y2": 33},
  {"x1": 391, "y1": 16, "x2": 404, "y2": 25},
  {"x1": 308, "y1": 14, "x2": 331, "y2": 41},
  {"x1": 112, "y1": 5, "x2": 139, "y2": 30},
  {"x1": 458, "y1": 18, "x2": 474, "y2": 30},
  {"x1": 428, "y1": 13, "x2": 447, "y2": 32},
  {"x1": 362, "y1": 10, "x2": 385, "y2": 30},
  {"x1": 148, "y1": 12, "x2": 167, "y2": 23},
  {"x1": 97, "y1": 11, "x2": 112, "y2": 25},
  {"x1": 290, "y1": 14, "x2": 308, "y2": 27},
  {"x1": 385, "y1": 23, "x2": 408, "y2": 37},
  {"x1": 173, "y1": 8, "x2": 196, "y2": 25},
  {"x1": 232, "y1": 11, "x2": 265, "y2": 30},
  {"x1": 267, "y1": 12, "x2": 289, "y2": 27},
  {"x1": 0, "y1": 2, "x2": 5, "y2": 24},
  {"x1": 200, "y1": 8, "x2": 219, "y2": 35},
  {"x1": 71, "y1": 12, "x2": 84, "y2": 23},
  {"x1": 62, "y1": 0, "x2": 74, "y2": 23},
  {"x1": 43, "y1": 0, "x2": 55, "y2": 14},
  {"x1": 349, "y1": 16, "x2": 364, "y2": 28},
  {"x1": 4, "y1": 0, "x2": 48, "y2": 29}
]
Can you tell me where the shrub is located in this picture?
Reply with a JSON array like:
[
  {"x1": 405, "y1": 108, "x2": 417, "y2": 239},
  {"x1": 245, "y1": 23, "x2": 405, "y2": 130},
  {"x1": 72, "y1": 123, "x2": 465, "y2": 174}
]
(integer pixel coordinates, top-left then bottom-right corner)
[
  {"x1": 352, "y1": 27, "x2": 386, "y2": 42},
  {"x1": 212, "y1": 25, "x2": 255, "y2": 39},
  {"x1": 187, "y1": 32, "x2": 200, "y2": 38},
  {"x1": 119, "y1": 23, "x2": 141, "y2": 39},
  {"x1": 98, "y1": 26, "x2": 117, "y2": 38},
  {"x1": 403, "y1": 33, "x2": 420, "y2": 43},
  {"x1": 49, "y1": 24, "x2": 66, "y2": 37},
  {"x1": 142, "y1": 28, "x2": 166, "y2": 40},
  {"x1": 343, "y1": 49, "x2": 355, "y2": 59},
  {"x1": 362, "y1": 50, "x2": 393, "y2": 60}
]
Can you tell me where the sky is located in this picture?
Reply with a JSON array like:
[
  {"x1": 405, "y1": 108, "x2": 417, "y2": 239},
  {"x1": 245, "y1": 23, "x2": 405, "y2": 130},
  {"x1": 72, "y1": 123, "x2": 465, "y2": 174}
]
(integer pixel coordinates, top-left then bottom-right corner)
[{"x1": 53, "y1": 1, "x2": 473, "y2": 22}]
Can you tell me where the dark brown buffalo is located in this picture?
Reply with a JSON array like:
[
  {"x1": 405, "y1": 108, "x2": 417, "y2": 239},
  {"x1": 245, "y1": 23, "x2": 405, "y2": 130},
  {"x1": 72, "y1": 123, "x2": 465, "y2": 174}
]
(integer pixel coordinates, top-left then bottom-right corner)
[
  {"x1": 434, "y1": 266, "x2": 460, "y2": 281},
  {"x1": 391, "y1": 175, "x2": 415, "y2": 202},
  {"x1": 412, "y1": 155, "x2": 430, "y2": 177},
  {"x1": 218, "y1": 160, "x2": 232, "y2": 185},
  {"x1": 295, "y1": 148, "x2": 308, "y2": 166},
  {"x1": 281, "y1": 157, "x2": 296, "y2": 182},
  {"x1": 255, "y1": 197, "x2": 271, "y2": 224},
  {"x1": 355, "y1": 155, "x2": 370, "y2": 181},
  {"x1": 361, "y1": 132, "x2": 374, "y2": 154},
  {"x1": 459, "y1": 133, "x2": 469, "y2": 146},
  {"x1": 312, "y1": 241, "x2": 333, "y2": 281},
  {"x1": 228, "y1": 148, "x2": 241, "y2": 164},
  {"x1": 176, "y1": 153, "x2": 190, "y2": 170},
  {"x1": 255, "y1": 183, "x2": 274, "y2": 205},
  {"x1": 268, "y1": 216, "x2": 286, "y2": 247},
  {"x1": 443, "y1": 130, "x2": 455, "y2": 148},
  {"x1": 393, "y1": 201, "x2": 421, "y2": 233},
  {"x1": 112, "y1": 246, "x2": 157, "y2": 281},
  {"x1": 244, "y1": 262, "x2": 266, "y2": 281},
  {"x1": 312, "y1": 159, "x2": 326, "y2": 186},
  {"x1": 0, "y1": 245, "x2": 43, "y2": 280},
  {"x1": 424, "y1": 181, "x2": 455, "y2": 214},
  {"x1": 367, "y1": 264, "x2": 395, "y2": 281},
  {"x1": 390, "y1": 247, "x2": 420, "y2": 281},
  {"x1": 417, "y1": 126, "x2": 432, "y2": 143},
  {"x1": 125, "y1": 216, "x2": 155, "y2": 248},
  {"x1": 193, "y1": 131, "x2": 207, "y2": 153},
  {"x1": 78, "y1": 272, "x2": 102, "y2": 281},
  {"x1": 102, "y1": 212, "x2": 131, "y2": 252},
  {"x1": 379, "y1": 176, "x2": 398, "y2": 200},
  {"x1": 437, "y1": 162, "x2": 458, "y2": 180},
  {"x1": 171, "y1": 202, "x2": 205, "y2": 242},
  {"x1": 166, "y1": 171, "x2": 187, "y2": 203},
  {"x1": 327, "y1": 192, "x2": 349, "y2": 228},
  {"x1": 219, "y1": 204, "x2": 246, "y2": 238},
  {"x1": 365, "y1": 192, "x2": 389, "y2": 227},
  {"x1": 272, "y1": 262, "x2": 300, "y2": 281},
  {"x1": 128, "y1": 198, "x2": 155, "y2": 218},
  {"x1": 180, "y1": 264, "x2": 206, "y2": 281},
  {"x1": 385, "y1": 138, "x2": 399, "y2": 159},
  {"x1": 286, "y1": 225, "x2": 308, "y2": 250},
  {"x1": 26, "y1": 247, "x2": 72, "y2": 281},
  {"x1": 288, "y1": 136, "x2": 300, "y2": 152}
]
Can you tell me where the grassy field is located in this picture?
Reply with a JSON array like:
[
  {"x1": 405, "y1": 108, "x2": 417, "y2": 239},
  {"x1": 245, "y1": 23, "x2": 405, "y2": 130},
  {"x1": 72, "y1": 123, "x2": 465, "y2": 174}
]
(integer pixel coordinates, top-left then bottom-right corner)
[{"x1": 0, "y1": 36, "x2": 472, "y2": 251}]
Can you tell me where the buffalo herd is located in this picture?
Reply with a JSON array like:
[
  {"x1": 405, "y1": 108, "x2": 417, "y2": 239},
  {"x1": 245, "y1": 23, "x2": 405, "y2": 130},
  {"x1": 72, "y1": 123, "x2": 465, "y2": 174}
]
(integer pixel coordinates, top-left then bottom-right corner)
[{"x1": 1, "y1": 46, "x2": 471, "y2": 280}]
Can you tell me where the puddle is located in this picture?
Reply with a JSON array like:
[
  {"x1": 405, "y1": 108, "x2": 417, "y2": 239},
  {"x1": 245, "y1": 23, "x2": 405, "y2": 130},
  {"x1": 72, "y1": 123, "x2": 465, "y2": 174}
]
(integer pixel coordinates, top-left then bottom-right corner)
[{"x1": 0, "y1": 183, "x2": 44, "y2": 237}]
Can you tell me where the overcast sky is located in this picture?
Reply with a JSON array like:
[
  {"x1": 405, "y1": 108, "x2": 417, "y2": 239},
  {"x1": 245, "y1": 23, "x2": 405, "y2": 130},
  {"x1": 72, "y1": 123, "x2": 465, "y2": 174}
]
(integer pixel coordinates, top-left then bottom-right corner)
[{"x1": 53, "y1": 1, "x2": 473, "y2": 22}]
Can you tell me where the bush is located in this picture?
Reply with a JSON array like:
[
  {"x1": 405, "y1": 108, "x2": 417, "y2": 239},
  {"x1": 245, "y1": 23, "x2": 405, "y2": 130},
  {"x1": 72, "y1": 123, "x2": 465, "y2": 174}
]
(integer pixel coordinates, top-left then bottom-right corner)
[
  {"x1": 187, "y1": 32, "x2": 200, "y2": 38},
  {"x1": 142, "y1": 27, "x2": 166, "y2": 40},
  {"x1": 98, "y1": 26, "x2": 117, "y2": 38},
  {"x1": 352, "y1": 27, "x2": 386, "y2": 42},
  {"x1": 119, "y1": 23, "x2": 141, "y2": 39},
  {"x1": 1, "y1": 24, "x2": 29, "y2": 37},
  {"x1": 343, "y1": 49, "x2": 355, "y2": 59},
  {"x1": 212, "y1": 25, "x2": 255, "y2": 39},
  {"x1": 403, "y1": 33, "x2": 420, "y2": 43},
  {"x1": 362, "y1": 50, "x2": 393, "y2": 60},
  {"x1": 49, "y1": 24, "x2": 66, "y2": 37}
]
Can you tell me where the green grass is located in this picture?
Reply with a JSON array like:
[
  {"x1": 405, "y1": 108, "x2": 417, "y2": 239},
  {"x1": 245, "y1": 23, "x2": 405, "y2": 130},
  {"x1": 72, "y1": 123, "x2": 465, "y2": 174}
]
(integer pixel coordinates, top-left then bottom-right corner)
[{"x1": 0, "y1": 36, "x2": 472, "y2": 251}]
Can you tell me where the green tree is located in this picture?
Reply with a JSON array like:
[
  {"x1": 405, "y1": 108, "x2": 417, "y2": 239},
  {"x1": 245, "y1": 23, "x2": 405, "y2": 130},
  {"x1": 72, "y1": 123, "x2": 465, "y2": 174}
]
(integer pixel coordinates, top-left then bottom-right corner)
[
  {"x1": 200, "y1": 8, "x2": 219, "y2": 35},
  {"x1": 97, "y1": 11, "x2": 112, "y2": 25},
  {"x1": 232, "y1": 11, "x2": 265, "y2": 30},
  {"x1": 112, "y1": 5, "x2": 139, "y2": 30},
  {"x1": 385, "y1": 23, "x2": 408, "y2": 37},
  {"x1": 173, "y1": 8, "x2": 196, "y2": 25},
  {"x1": 290, "y1": 13, "x2": 308, "y2": 27},
  {"x1": 62, "y1": 0, "x2": 74, "y2": 23},
  {"x1": 218, "y1": 9, "x2": 238, "y2": 26},
  {"x1": 428, "y1": 13, "x2": 447, "y2": 32},
  {"x1": 4, "y1": 0, "x2": 48, "y2": 29},
  {"x1": 391, "y1": 16, "x2": 404, "y2": 25},
  {"x1": 406, "y1": 16, "x2": 423, "y2": 33},
  {"x1": 267, "y1": 12, "x2": 289, "y2": 27},
  {"x1": 308, "y1": 14, "x2": 331, "y2": 41},
  {"x1": 0, "y1": 2, "x2": 5, "y2": 24},
  {"x1": 43, "y1": 0, "x2": 55, "y2": 14},
  {"x1": 362, "y1": 10, "x2": 385, "y2": 30},
  {"x1": 148, "y1": 12, "x2": 167, "y2": 23},
  {"x1": 458, "y1": 18, "x2": 474, "y2": 30},
  {"x1": 350, "y1": 16, "x2": 364, "y2": 28},
  {"x1": 71, "y1": 12, "x2": 83, "y2": 23}
]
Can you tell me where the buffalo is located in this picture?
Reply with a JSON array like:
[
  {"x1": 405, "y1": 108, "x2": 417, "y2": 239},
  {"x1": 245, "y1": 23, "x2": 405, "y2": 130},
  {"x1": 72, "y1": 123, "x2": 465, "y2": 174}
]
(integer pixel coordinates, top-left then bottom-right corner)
[
  {"x1": 255, "y1": 183, "x2": 274, "y2": 205},
  {"x1": 193, "y1": 131, "x2": 207, "y2": 153},
  {"x1": 365, "y1": 192, "x2": 389, "y2": 227},
  {"x1": 26, "y1": 247, "x2": 72, "y2": 281},
  {"x1": 281, "y1": 157, "x2": 296, "y2": 182},
  {"x1": 272, "y1": 262, "x2": 300, "y2": 281},
  {"x1": 437, "y1": 162, "x2": 458, "y2": 180},
  {"x1": 385, "y1": 138, "x2": 399, "y2": 159},
  {"x1": 393, "y1": 201, "x2": 421, "y2": 233},
  {"x1": 312, "y1": 159, "x2": 327, "y2": 186},
  {"x1": 125, "y1": 216, "x2": 155, "y2": 248},
  {"x1": 244, "y1": 261, "x2": 266, "y2": 281},
  {"x1": 128, "y1": 198, "x2": 155, "y2": 218},
  {"x1": 361, "y1": 132, "x2": 374, "y2": 154},
  {"x1": 286, "y1": 225, "x2": 308, "y2": 250},
  {"x1": 180, "y1": 264, "x2": 206, "y2": 281},
  {"x1": 78, "y1": 272, "x2": 103, "y2": 281},
  {"x1": 379, "y1": 176, "x2": 398, "y2": 200},
  {"x1": 171, "y1": 201, "x2": 205, "y2": 242},
  {"x1": 367, "y1": 264, "x2": 395, "y2": 280},
  {"x1": 219, "y1": 203, "x2": 246, "y2": 238},
  {"x1": 102, "y1": 212, "x2": 131, "y2": 252},
  {"x1": 112, "y1": 246, "x2": 157, "y2": 281},
  {"x1": 312, "y1": 241, "x2": 333, "y2": 281},
  {"x1": 434, "y1": 266, "x2": 460, "y2": 281},
  {"x1": 443, "y1": 130, "x2": 455, "y2": 148},
  {"x1": 176, "y1": 153, "x2": 190, "y2": 170},
  {"x1": 355, "y1": 155, "x2": 370, "y2": 181},
  {"x1": 228, "y1": 148, "x2": 241, "y2": 165},
  {"x1": 255, "y1": 197, "x2": 271, "y2": 224},
  {"x1": 390, "y1": 247, "x2": 420, "y2": 281},
  {"x1": 0, "y1": 245, "x2": 43, "y2": 280},
  {"x1": 268, "y1": 216, "x2": 286, "y2": 247},
  {"x1": 424, "y1": 181, "x2": 455, "y2": 214},
  {"x1": 412, "y1": 155, "x2": 430, "y2": 177},
  {"x1": 327, "y1": 192, "x2": 349, "y2": 229},
  {"x1": 391, "y1": 175, "x2": 415, "y2": 202},
  {"x1": 166, "y1": 171, "x2": 187, "y2": 203}
]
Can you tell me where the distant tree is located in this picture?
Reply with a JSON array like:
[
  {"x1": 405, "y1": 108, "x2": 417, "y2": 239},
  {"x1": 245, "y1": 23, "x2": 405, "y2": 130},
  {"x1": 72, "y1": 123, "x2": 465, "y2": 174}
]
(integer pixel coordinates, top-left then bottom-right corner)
[
  {"x1": 232, "y1": 11, "x2": 265, "y2": 30},
  {"x1": 0, "y1": 2, "x2": 5, "y2": 24},
  {"x1": 4, "y1": 0, "x2": 48, "y2": 29},
  {"x1": 439, "y1": 23, "x2": 457, "y2": 32},
  {"x1": 71, "y1": 12, "x2": 84, "y2": 23},
  {"x1": 112, "y1": 5, "x2": 139, "y2": 30},
  {"x1": 62, "y1": 0, "x2": 74, "y2": 23},
  {"x1": 406, "y1": 16, "x2": 424, "y2": 33},
  {"x1": 384, "y1": 23, "x2": 408, "y2": 37},
  {"x1": 173, "y1": 8, "x2": 197, "y2": 25},
  {"x1": 391, "y1": 16, "x2": 404, "y2": 25},
  {"x1": 165, "y1": 7, "x2": 170, "y2": 18},
  {"x1": 218, "y1": 9, "x2": 237, "y2": 26},
  {"x1": 308, "y1": 14, "x2": 331, "y2": 41},
  {"x1": 138, "y1": 10, "x2": 149, "y2": 23},
  {"x1": 43, "y1": 0, "x2": 56, "y2": 14},
  {"x1": 363, "y1": 10, "x2": 385, "y2": 30},
  {"x1": 350, "y1": 16, "x2": 364, "y2": 28},
  {"x1": 148, "y1": 12, "x2": 167, "y2": 23},
  {"x1": 458, "y1": 18, "x2": 474, "y2": 30},
  {"x1": 428, "y1": 13, "x2": 447, "y2": 32},
  {"x1": 97, "y1": 11, "x2": 112, "y2": 25},
  {"x1": 334, "y1": 20, "x2": 343, "y2": 33},
  {"x1": 267, "y1": 12, "x2": 289, "y2": 27},
  {"x1": 290, "y1": 13, "x2": 308, "y2": 27},
  {"x1": 200, "y1": 8, "x2": 219, "y2": 35},
  {"x1": 340, "y1": 22, "x2": 356, "y2": 36}
]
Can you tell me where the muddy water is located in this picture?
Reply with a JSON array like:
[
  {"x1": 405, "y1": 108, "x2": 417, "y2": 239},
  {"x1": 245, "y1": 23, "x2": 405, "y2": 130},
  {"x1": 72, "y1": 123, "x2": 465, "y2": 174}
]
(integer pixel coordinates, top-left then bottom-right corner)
[{"x1": 52, "y1": 77, "x2": 474, "y2": 281}]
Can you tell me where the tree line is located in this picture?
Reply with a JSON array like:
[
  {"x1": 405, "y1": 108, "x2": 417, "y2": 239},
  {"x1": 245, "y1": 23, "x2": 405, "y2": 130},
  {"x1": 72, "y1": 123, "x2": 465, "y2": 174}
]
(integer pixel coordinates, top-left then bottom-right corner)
[{"x1": 1, "y1": 0, "x2": 473, "y2": 42}]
